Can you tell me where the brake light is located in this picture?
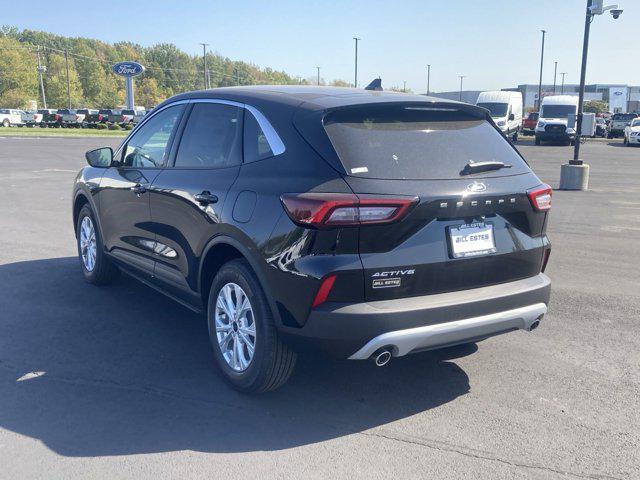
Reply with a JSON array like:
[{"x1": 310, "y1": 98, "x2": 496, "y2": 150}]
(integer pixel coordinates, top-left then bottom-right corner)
[
  {"x1": 280, "y1": 193, "x2": 418, "y2": 228},
  {"x1": 121, "y1": 114, "x2": 126, "y2": 121},
  {"x1": 55, "y1": 114, "x2": 61, "y2": 121},
  {"x1": 527, "y1": 184, "x2": 552, "y2": 211},
  {"x1": 312, "y1": 274, "x2": 337, "y2": 308},
  {"x1": 75, "y1": 114, "x2": 81, "y2": 121},
  {"x1": 98, "y1": 114, "x2": 103, "y2": 121}
]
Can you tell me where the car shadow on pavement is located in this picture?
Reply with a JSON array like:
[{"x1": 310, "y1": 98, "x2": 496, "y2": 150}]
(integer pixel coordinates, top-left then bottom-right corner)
[{"x1": 0, "y1": 257, "x2": 474, "y2": 457}]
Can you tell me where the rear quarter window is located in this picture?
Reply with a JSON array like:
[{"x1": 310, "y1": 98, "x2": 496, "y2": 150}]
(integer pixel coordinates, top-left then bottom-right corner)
[{"x1": 323, "y1": 104, "x2": 530, "y2": 180}]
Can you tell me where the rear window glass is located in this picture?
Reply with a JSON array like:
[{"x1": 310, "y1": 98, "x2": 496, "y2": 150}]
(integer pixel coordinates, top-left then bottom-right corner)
[
  {"x1": 322, "y1": 105, "x2": 529, "y2": 180},
  {"x1": 612, "y1": 114, "x2": 637, "y2": 121}
]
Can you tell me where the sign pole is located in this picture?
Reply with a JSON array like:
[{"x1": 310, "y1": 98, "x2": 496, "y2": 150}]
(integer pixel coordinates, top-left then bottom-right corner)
[{"x1": 125, "y1": 77, "x2": 134, "y2": 109}]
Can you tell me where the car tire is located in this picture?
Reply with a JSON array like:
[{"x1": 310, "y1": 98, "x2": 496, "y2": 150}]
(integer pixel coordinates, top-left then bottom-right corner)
[
  {"x1": 207, "y1": 259, "x2": 297, "y2": 393},
  {"x1": 2, "y1": 119, "x2": 10, "y2": 127},
  {"x1": 76, "y1": 204, "x2": 119, "y2": 285},
  {"x1": 512, "y1": 131, "x2": 518, "y2": 142}
]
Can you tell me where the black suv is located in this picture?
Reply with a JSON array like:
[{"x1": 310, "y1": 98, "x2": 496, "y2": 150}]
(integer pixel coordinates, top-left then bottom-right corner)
[{"x1": 73, "y1": 86, "x2": 552, "y2": 393}]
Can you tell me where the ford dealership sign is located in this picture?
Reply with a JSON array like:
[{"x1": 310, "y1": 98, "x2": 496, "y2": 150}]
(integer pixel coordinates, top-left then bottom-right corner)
[{"x1": 112, "y1": 61, "x2": 145, "y2": 77}]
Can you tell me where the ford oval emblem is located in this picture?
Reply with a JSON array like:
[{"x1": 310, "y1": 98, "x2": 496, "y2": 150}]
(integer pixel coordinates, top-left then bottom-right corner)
[
  {"x1": 466, "y1": 181, "x2": 487, "y2": 193},
  {"x1": 613, "y1": 91, "x2": 623, "y2": 96},
  {"x1": 112, "y1": 61, "x2": 145, "y2": 78}
]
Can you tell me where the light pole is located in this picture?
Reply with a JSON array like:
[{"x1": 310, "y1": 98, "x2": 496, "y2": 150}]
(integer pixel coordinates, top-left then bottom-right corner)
[
  {"x1": 353, "y1": 37, "x2": 361, "y2": 87},
  {"x1": 316, "y1": 66, "x2": 321, "y2": 86},
  {"x1": 199, "y1": 43, "x2": 209, "y2": 89},
  {"x1": 426, "y1": 64, "x2": 431, "y2": 95},
  {"x1": 553, "y1": 61, "x2": 558, "y2": 94},
  {"x1": 458, "y1": 75, "x2": 465, "y2": 101},
  {"x1": 36, "y1": 45, "x2": 47, "y2": 109},
  {"x1": 403, "y1": 81, "x2": 407, "y2": 93},
  {"x1": 560, "y1": 72, "x2": 567, "y2": 94},
  {"x1": 560, "y1": 0, "x2": 623, "y2": 191},
  {"x1": 537, "y1": 30, "x2": 546, "y2": 111}
]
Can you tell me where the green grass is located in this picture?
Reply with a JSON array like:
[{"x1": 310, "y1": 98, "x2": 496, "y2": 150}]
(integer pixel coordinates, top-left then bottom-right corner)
[{"x1": 0, "y1": 127, "x2": 129, "y2": 137}]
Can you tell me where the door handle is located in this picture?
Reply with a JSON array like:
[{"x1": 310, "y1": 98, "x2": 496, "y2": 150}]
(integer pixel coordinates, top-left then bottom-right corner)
[
  {"x1": 131, "y1": 184, "x2": 147, "y2": 196},
  {"x1": 194, "y1": 191, "x2": 218, "y2": 205}
]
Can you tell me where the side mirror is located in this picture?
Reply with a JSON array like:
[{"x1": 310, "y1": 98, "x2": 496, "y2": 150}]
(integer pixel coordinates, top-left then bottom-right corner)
[
  {"x1": 85, "y1": 147, "x2": 113, "y2": 168},
  {"x1": 508, "y1": 113, "x2": 515, "y2": 121}
]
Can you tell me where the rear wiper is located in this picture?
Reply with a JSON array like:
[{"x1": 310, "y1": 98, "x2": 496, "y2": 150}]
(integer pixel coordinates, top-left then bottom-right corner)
[{"x1": 460, "y1": 160, "x2": 512, "y2": 176}]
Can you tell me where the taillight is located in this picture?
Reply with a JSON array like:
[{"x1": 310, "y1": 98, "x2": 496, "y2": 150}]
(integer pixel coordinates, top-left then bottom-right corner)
[
  {"x1": 312, "y1": 274, "x2": 337, "y2": 308},
  {"x1": 55, "y1": 114, "x2": 61, "y2": 121},
  {"x1": 98, "y1": 114, "x2": 103, "y2": 121},
  {"x1": 527, "y1": 184, "x2": 552, "y2": 211},
  {"x1": 280, "y1": 193, "x2": 418, "y2": 228},
  {"x1": 76, "y1": 114, "x2": 81, "y2": 121}
]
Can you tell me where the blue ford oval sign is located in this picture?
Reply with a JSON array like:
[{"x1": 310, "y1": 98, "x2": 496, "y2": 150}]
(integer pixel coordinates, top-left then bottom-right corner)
[{"x1": 112, "y1": 61, "x2": 145, "y2": 77}]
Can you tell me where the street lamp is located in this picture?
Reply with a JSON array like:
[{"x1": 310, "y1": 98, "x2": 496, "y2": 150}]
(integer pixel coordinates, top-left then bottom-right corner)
[
  {"x1": 353, "y1": 37, "x2": 361, "y2": 87},
  {"x1": 426, "y1": 64, "x2": 431, "y2": 95},
  {"x1": 316, "y1": 66, "x2": 321, "y2": 86},
  {"x1": 560, "y1": 72, "x2": 568, "y2": 94},
  {"x1": 458, "y1": 75, "x2": 466, "y2": 102},
  {"x1": 559, "y1": 0, "x2": 623, "y2": 191},
  {"x1": 537, "y1": 30, "x2": 546, "y2": 111},
  {"x1": 553, "y1": 61, "x2": 558, "y2": 94}
]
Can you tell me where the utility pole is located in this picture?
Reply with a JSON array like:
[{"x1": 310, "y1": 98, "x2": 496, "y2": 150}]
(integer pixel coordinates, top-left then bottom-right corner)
[
  {"x1": 403, "y1": 81, "x2": 407, "y2": 93},
  {"x1": 36, "y1": 46, "x2": 47, "y2": 109},
  {"x1": 199, "y1": 43, "x2": 209, "y2": 89},
  {"x1": 353, "y1": 37, "x2": 360, "y2": 88},
  {"x1": 572, "y1": 1, "x2": 593, "y2": 165},
  {"x1": 537, "y1": 30, "x2": 546, "y2": 111},
  {"x1": 426, "y1": 64, "x2": 431, "y2": 95},
  {"x1": 560, "y1": 72, "x2": 567, "y2": 94},
  {"x1": 316, "y1": 66, "x2": 321, "y2": 85},
  {"x1": 458, "y1": 75, "x2": 466, "y2": 101},
  {"x1": 64, "y1": 48, "x2": 71, "y2": 109},
  {"x1": 553, "y1": 61, "x2": 558, "y2": 94}
]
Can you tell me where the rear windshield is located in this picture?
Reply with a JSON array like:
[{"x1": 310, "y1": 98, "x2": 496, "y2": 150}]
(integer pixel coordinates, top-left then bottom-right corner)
[
  {"x1": 528, "y1": 112, "x2": 539, "y2": 120},
  {"x1": 323, "y1": 105, "x2": 529, "y2": 180}
]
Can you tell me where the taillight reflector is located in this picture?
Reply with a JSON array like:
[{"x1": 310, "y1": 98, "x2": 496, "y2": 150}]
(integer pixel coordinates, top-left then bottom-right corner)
[
  {"x1": 527, "y1": 184, "x2": 552, "y2": 211},
  {"x1": 312, "y1": 274, "x2": 337, "y2": 308},
  {"x1": 280, "y1": 193, "x2": 418, "y2": 228}
]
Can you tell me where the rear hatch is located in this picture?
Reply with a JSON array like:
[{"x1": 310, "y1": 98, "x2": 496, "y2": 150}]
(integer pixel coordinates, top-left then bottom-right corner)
[{"x1": 297, "y1": 102, "x2": 550, "y2": 301}]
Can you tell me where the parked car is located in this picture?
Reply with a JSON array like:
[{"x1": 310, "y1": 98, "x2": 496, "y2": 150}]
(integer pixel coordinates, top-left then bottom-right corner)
[
  {"x1": 97, "y1": 109, "x2": 117, "y2": 124},
  {"x1": 73, "y1": 87, "x2": 552, "y2": 393},
  {"x1": 19, "y1": 110, "x2": 38, "y2": 127},
  {"x1": 120, "y1": 108, "x2": 146, "y2": 125},
  {"x1": 35, "y1": 108, "x2": 58, "y2": 127},
  {"x1": 521, "y1": 112, "x2": 539, "y2": 136},
  {"x1": 623, "y1": 117, "x2": 640, "y2": 146},
  {"x1": 77, "y1": 109, "x2": 100, "y2": 128},
  {"x1": 107, "y1": 110, "x2": 123, "y2": 124},
  {"x1": 594, "y1": 117, "x2": 607, "y2": 137},
  {"x1": 0, "y1": 108, "x2": 23, "y2": 127},
  {"x1": 476, "y1": 90, "x2": 523, "y2": 142},
  {"x1": 535, "y1": 95, "x2": 579, "y2": 145},
  {"x1": 608, "y1": 113, "x2": 639, "y2": 138},
  {"x1": 56, "y1": 109, "x2": 85, "y2": 128}
]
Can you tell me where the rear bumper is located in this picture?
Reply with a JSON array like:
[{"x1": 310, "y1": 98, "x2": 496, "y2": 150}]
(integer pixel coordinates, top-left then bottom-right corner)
[
  {"x1": 536, "y1": 131, "x2": 574, "y2": 141},
  {"x1": 291, "y1": 273, "x2": 551, "y2": 359}
]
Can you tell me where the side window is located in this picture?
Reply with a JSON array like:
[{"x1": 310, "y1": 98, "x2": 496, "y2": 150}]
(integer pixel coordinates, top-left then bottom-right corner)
[
  {"x1": 244, "y1": 110, "x2": 274, "y2": 162},
  {"x1": 174, "y1": 103, "x2": 242, "y2": 168},
  {"x1": 122, "y1": 105, "x2": 183, "y2": 168}
]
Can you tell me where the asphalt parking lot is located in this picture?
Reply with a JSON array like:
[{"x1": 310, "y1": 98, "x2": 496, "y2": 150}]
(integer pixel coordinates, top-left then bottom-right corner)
[{"x1": 1, "y1": 136, "x2": 639, "y2": 479}]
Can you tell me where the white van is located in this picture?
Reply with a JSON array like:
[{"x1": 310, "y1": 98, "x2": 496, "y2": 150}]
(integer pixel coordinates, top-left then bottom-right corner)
[
  {"x1": 476, "y1": 91, "x2": 523, "y2": 141},
  {"x1": 535, "y1": 95, "x2": 579, "y2": 145}
]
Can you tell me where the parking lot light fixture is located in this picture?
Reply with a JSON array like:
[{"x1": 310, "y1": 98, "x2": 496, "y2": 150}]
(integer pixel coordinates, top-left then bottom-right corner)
[
  {"x1": 537, "y1": 30, "x2": 546, "y2": 111},
  {"x1": 560, "y1": 0, "x2": 623, "y2": 190},
  {"x1": 426, "y1": 65, "x2": 431, "y2": 95},
  {"x1": 353, "y1": 37, "x2": 361, "y2": 88},
  {"x1": 560, "y1": 72, "x2": 567, "y2": 94},
  {"x1": 458, "y1": 75, "x2": 466, "y2": 102}
]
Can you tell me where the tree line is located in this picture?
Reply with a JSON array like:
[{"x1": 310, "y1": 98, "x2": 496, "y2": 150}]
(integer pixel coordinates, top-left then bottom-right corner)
[{"x1": 0, "y1": 25, "x2": 351, "y2": 109}]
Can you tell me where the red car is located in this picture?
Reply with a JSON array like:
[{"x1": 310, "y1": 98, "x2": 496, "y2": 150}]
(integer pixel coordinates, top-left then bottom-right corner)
[{"x1": 522, "y1": 112, "x2": 539, "y2": 136}]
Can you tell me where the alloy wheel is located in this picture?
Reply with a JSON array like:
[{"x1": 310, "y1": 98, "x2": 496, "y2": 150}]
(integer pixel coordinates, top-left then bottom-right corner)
[
  {"x1": 214, "y1": 283, "x2": 256, "y2": 372},
  {"x1": 79, "y1": 216, "x2": 97, "y2": 272}
]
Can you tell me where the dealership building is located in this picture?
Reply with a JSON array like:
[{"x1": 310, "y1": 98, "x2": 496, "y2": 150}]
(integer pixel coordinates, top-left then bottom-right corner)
[{"x1": 430, "y1": 83, "x2": 640, "y2": 113}]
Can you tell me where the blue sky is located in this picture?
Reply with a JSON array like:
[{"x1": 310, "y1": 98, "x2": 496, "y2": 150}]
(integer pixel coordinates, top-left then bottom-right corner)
[{"x1": 5, "y1": 0, "x2": 638, "y2": 92}]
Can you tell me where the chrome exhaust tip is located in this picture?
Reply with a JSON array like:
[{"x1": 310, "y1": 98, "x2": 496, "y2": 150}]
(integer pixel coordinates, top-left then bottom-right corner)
[
  {"x1": 373, "y1": 349, "x2": 392, "y2": 367},
  {"x1": 528, "y1": 316, "x2": 543, "y2": 331}
]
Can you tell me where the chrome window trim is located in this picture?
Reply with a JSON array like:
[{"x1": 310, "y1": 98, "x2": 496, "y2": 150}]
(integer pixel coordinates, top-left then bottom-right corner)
[{"x1": 188, "y1": 98, "x2": 286, "y2": 156}]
